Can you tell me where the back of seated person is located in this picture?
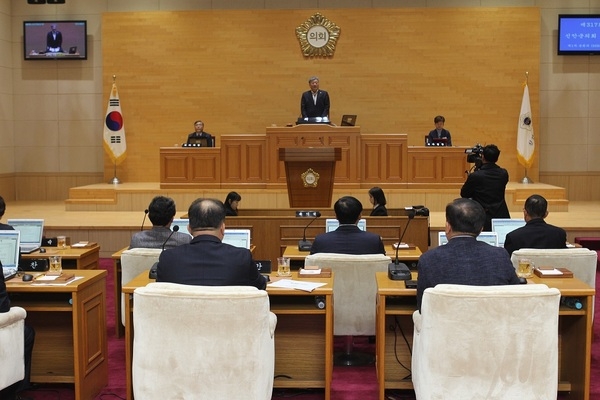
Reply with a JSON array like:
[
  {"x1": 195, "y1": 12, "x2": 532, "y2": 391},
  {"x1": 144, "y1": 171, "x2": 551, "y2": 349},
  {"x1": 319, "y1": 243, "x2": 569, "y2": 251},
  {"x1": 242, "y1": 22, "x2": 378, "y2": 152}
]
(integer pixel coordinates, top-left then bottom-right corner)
[{"x1": 130, "y1": 196, "x2": 191, "y2": 249}]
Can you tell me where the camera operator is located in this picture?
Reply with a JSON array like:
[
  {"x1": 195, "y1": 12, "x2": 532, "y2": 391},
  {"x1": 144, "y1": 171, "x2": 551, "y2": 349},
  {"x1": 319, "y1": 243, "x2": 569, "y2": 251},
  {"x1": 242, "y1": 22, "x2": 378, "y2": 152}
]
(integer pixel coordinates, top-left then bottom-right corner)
[{"x1": 460, "y1": 144, "x2": 510, "y2": 231}]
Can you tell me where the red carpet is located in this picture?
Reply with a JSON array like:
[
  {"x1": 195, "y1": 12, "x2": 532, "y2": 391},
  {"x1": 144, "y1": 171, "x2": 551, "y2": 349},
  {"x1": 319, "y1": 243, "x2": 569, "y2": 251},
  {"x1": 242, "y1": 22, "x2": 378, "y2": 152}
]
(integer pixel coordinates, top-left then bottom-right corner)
[{"x1": 16, "y1": 260, "x2": 599, "y2": 399}]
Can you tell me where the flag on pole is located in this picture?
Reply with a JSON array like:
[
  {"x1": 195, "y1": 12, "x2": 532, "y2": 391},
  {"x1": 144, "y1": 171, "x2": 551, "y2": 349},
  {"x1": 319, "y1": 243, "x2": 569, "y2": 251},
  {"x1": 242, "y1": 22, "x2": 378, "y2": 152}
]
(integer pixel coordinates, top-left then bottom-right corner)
[
  {"x1": 517, "y1": 83, "x2": 535, "y2": 169},
  {"x1": 103, "y1": 82, "x2": 127, "y2": 165}
]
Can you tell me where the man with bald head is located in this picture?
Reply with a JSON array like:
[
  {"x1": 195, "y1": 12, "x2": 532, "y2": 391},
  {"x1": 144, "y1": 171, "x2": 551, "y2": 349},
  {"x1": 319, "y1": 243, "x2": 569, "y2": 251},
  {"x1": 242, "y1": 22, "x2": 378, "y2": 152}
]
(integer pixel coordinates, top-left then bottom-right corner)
[{"x1": 156, "y1": 198, "x2": 267, "y2": 289}]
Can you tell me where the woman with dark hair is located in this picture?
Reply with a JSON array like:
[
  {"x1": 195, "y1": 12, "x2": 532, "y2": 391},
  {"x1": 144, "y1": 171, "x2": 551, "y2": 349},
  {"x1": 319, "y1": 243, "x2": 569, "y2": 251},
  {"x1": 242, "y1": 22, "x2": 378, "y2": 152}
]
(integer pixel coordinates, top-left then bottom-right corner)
[
  {"x1": 368, "y1": 187, "x2": 388, "y2": 216},
  {"x1": 224, "y1": 191, "x2": 241, "y2": 216}
]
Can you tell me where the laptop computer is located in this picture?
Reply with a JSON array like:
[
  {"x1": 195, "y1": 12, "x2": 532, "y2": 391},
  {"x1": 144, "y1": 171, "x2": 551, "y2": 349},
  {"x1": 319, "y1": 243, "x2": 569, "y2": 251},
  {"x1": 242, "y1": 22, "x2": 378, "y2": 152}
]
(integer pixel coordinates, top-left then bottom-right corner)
[
  {"x1": 491, "y1": 218, "x2": 526, "y2": 247},
  {"x1": 8, "y1": 219, "x2": 44, "y2": 253},
  {"x1": 340, "y1": 114, "x2": 357, "y2": 126},
  {"x1": 438, "y1": 231, "x2": 499, "y2": 247},
  {"x1": 222, "y1": 229, "x2": 251, "y2": 249},
  {"x1": 0, "y1": 230, "x2": 21, "y2": 280},
  {"x1": 68, "y1": 46, "x2": 77, "y2": 54},
  {"x1": 325, "y1": 218, "x2": 366, "y2": 233},
  {"x1": 427, "y1": 137, "x2": 448, "y2": 146}
]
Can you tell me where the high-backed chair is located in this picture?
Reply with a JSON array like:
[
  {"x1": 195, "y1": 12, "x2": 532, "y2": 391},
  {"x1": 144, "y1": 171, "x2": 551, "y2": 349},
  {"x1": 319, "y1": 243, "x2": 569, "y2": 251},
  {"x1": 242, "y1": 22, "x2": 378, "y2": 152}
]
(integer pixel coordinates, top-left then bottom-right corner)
[
  {"x1": 412, "y1": 284, "x2": 560, "y2": 400},
  {"x1": 511, "y1": 247, "x2": 597, "y2": 316},
  {"x1": 304, "y1": 253, "x2": 391, "y2": 365},
  {"x1": 120, "y1": 248, "x2": 162, "y2": 326},
  {"x1": 0, "y1": 306, "x2": 26, "y2": 391},
  {"x1": 132, "y1": 282, "x2": 277, "y2": 400}
]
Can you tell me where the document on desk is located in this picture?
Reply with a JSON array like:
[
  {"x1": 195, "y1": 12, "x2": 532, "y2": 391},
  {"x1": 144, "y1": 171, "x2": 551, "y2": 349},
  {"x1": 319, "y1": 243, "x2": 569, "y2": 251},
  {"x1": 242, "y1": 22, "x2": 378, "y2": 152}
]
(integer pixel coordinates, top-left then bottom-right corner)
[
  {"x1": 269, "y1": 279, "x2": 327, "y2": 292},
  {"x1": 32, "y1": 275, "x2": 83, "y2": 285}
]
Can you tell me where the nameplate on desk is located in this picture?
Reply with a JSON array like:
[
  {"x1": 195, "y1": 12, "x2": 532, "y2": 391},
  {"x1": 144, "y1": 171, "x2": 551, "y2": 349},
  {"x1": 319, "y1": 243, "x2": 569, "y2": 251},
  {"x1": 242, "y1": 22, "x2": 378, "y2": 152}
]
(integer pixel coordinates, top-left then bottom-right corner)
[
  {"x1": 393, "y1": 242, "x2": 416, "y2": 250},
  {"x1": 298, "y1": 267, "x2": 332, "y2": 278},
  {"x1": 534, "y1": 267, "x2": 573, "y2": 278},
  {"x1": 71, "y1": 241, "x2": 97, "y2": 248}
]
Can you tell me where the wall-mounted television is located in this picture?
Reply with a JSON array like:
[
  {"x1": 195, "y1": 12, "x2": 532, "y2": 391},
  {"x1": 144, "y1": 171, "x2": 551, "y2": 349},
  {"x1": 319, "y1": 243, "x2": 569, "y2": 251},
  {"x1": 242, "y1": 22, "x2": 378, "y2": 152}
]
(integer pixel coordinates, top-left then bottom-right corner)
[
  {"x1": 23, "y1": 20, "x2": 87, "y2": 60},
  {"x1": 558, "y1": 14, "x2": 600, "y2": 55}
]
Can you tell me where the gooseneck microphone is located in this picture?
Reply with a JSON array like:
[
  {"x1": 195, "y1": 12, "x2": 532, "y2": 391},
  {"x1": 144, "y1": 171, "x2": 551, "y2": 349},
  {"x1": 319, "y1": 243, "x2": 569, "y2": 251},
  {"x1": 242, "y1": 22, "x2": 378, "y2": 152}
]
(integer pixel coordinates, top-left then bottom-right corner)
[
  {"x1": 162, "y1": 225, "x2": 179, "y2": 251},
  {"x1": 298, "y1": 211, "x2": 321, "y2": 251},
  {"x1": 140, "y1": 209, "x2": 149, "y2": 231},
  {"x1": 388, "y1": 209, "x2": 415, "y2": 281}
]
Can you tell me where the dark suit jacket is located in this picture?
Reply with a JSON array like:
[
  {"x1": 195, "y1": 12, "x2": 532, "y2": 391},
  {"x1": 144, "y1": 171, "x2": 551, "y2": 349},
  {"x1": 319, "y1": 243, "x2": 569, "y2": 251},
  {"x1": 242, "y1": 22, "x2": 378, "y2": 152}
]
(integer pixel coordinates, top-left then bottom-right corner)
[
  {"x1": 0, "y1": 222, "x2": 14, "y2": 230},
  {"x1": 416, "y1": 236, "x2": 520, "y2": 310},
  {"x1": 310, "y1": 225, "x2": 385, "y2": 255},
  {"x1": 301, "y1": 90, "x2": 330, "y2": 118},
  {"x1": 504, "y1": 218, "x2": 567, "y2": 256},
  {"x1": 427, "y1": 129, "x2": 452, "y2": 146},
  {"x1": 460, "y1": 162, "x2": 510, "y2": 231},
  {"x1": 370, "y1": 205, "x2": 388, "y2": 216},
  {"x1": 186, "y1": 131, "x2": 214, "y2": 147},
  {"x1": 0, "y1": 276, "x2": 9, "y2": 312},
  {"x1": 156, "y1": 234, "x2": 266, "y2": 289},
  {"x1": 46, "y1": 31, "x2": 63, "y2": 50}
]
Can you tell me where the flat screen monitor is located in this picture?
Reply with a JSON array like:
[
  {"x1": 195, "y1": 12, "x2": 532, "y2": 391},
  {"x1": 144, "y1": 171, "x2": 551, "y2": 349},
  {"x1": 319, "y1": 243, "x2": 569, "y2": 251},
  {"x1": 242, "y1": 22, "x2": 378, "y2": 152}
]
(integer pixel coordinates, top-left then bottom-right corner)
[
  {"x1": 222, "y1": 229, "x2": 251, "y2": 249},
  {"x1": 438, "y1": 231, "x2": 498, "y2": 247},
  {"x1": 23, "y1": 20, "x2": 87, "y2": 60},
  {"x1": 427, "y1": 137, "x2": 448, "y2": 146},
  {"x1": 341, "y1": 115, "x2": 357, "y2": 126},
  {"x1": 0, "y1": 230, "x2": 21, "y2": 270},
  {"x1": 557, "y1": 14, "x2": 600, "y2": 55},
  {"x1": 491, "y1": 218, "x2": 526, "y2": 247},
  {"x1": 325, "y1": 218, "x2": 366, "y2": 233}
]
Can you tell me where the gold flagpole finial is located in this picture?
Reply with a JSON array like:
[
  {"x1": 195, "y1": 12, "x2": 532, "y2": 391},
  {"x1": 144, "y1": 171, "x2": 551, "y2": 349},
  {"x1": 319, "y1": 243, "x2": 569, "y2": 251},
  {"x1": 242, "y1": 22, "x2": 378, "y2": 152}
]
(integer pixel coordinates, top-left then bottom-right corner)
[
  {"x1": 112, "y1": 75, "x2": 116, "y2": 83},
  {"x1": 525, "y1": 71, "x2": 529, "y2": 85}
]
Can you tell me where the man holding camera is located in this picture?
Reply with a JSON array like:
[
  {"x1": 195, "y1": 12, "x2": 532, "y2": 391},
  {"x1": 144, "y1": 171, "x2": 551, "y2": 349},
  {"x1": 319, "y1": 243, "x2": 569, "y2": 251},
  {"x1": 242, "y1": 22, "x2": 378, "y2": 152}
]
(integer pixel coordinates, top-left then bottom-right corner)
[{"x1": 460, "y1": 144, "x2": 510, "y2": 231}]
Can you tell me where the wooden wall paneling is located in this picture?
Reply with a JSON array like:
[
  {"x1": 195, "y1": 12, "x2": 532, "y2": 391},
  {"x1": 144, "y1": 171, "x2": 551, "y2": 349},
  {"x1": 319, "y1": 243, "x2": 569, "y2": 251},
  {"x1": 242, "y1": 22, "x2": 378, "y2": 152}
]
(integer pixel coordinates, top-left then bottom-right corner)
[
  {"x1": 220, "y1": 135, "x2": 267, "y2": 184},
  {"x1": 361, "y1": 134, "x2": 408, "y2": 185}
]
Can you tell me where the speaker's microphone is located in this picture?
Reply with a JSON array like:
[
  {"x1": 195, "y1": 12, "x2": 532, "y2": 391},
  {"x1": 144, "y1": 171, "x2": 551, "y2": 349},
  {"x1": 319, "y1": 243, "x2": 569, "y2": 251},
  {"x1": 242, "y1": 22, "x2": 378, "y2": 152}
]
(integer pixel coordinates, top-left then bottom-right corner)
[
  {"x1": 162, "y1": 225, "x2": 179, "y2": 251},
  {"x1": 140, "y1": 209, "x2": 149, "y2": 231},
  {"x1": 388, "y1": 209, "x2": 415, "y2": 281},
  {"x1": 298, "y1": 211, "x2": 321, "y2": 251}
]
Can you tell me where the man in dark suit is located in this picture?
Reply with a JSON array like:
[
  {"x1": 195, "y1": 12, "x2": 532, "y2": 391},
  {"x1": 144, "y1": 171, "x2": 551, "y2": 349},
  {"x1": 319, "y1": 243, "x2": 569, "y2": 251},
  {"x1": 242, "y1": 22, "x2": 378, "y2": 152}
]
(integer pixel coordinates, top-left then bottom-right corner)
[
  {"x1": 0, "y1": 271, "x2": 35, "y2": 400},
  {"x1": 504, "y1": 194, "x2": 567, "y2": 256},
  {"x1": 417, "y1": 198, "x2": 520, "y2": 311},
  {"x1": 460, "y1": 144, "x2": 510, "y2": 231},
  {"x1": 156, "y1": 198, "x2": 267, "y2": 289},
  {"x1": 0, "y1": 196, "x2": 14, "y2": 231},
  {"x1": 186, "y1": 120, "x2": 214, "y2": 147},
  {"x1": 46, "y1": 24, "x2": 63, "y2": 53},
  {"x1": 300, "y1": 76, "x2": 330, "y2": 119},
  {"x1": 426, "y1": 115, "x2": 452, "y2": 146},
  {"x1": 310, "y1": 196, "x2": 385, "y2": 255}
]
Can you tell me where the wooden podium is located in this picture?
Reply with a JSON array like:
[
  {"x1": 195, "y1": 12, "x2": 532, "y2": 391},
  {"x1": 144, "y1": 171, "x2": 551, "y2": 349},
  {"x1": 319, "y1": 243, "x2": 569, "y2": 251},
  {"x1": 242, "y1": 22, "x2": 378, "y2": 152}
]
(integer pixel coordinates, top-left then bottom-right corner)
[{"x1": 279, "y1": 147, "x2": 341, "y2": 208}]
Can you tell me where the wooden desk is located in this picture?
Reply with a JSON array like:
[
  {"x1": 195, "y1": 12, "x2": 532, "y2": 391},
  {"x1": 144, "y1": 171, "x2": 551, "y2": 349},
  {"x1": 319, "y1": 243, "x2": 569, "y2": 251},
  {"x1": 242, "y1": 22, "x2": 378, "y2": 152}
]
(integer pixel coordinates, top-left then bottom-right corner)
[
  {"x1": 283, "y1": 245, "x2": 422, "y2": 268},
  {"x1": 6, "y1": 270, "x2": 108, "y2": 400},
  {"x1": 123, "y1": 271, "x2": 334, "y2": 400},
  {"x1": 22, "y1": 244, "x2": 101, "y2": 270},
  {"x1": 375, "y1": 272, "x2": 594, "y2": 400}
]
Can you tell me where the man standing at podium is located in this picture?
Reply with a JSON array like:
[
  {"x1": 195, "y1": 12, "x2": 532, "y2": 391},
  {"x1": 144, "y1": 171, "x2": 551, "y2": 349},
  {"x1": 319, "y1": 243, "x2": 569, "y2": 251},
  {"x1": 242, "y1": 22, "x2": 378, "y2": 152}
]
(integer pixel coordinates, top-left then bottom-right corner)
[{"x1": 300, "y1": 76, "x2": 330, "y2": 119}]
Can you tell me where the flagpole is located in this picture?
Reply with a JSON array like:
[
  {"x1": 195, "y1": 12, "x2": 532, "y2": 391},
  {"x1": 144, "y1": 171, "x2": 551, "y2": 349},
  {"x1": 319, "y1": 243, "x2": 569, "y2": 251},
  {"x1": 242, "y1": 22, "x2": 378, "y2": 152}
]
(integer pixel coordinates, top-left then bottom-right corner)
[{"x1": 108, "y1": 74, "x2": 121, "y2": 184}]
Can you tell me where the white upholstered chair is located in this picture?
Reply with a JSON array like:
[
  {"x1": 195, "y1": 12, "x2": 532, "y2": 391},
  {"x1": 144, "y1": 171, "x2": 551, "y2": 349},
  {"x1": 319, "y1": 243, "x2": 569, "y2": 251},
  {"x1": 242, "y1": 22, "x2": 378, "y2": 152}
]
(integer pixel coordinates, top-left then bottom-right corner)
[
  {"x1": 511, "y1": 247, "x2": 597, "y2": 316},
  {"x1": 120, "y1": 248, "x2": 162, "y2": 326},
  {"x1": 304, "y1": 253, "x2": 391, "y2": 365},
  {"x1": 132, "y1": 282, "x2": 277, "y2": 400},
  {"x1": 412, "y1": 284, "x2": 560, "y2": 400},
  {"x1": 0, "y1": 306, "x2": 26, "y2": 391}
]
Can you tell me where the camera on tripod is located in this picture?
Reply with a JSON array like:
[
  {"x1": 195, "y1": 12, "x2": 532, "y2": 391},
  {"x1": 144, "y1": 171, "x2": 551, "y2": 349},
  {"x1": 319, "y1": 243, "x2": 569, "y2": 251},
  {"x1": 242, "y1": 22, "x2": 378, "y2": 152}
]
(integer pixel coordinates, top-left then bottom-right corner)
[{"x1": 464, "y1": 143, "x2": 483, "y2": 171}]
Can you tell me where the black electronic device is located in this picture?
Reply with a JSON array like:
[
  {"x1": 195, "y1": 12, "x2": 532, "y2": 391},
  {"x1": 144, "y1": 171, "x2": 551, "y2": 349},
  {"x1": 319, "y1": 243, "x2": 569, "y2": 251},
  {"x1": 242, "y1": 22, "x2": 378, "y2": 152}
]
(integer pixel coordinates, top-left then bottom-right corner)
[
  {"x1": 162, "y1": 225, "x2": 179, "y2": 251},
  {"x1": 405, "y1": 279, "x2": 418, "y2": 289},
  {"x1": 254, "y1": 260, "x2": 272, "y2": 273},
  {"x1": 340, "y1": 114, "x2": 357, "y2": 126},
  {"x1": 19, "y1": 258, "x2": 49, "y2": 272},
  {"x1": 22, "y1": 273, "x2": 34, "y2": 282},
  {"x1": 42, "y1": 237, "x2": 56, "y2": 247},
  {"x1": 388, "y1": 209, "x2": 415, "y2": 281},
  {"x1": 298, "y1": 211, "x2": 321, "y2": 251},
  {"x1": 558, "y1": 14, "x2": 600, "y2": 55},
  {"x1": 140, "y1": 209, "x2": 149, "y2": 231},
  {"x1": 39, "y1": 248, "x2": 47, "y2": 253},
  {"x1": 315, "y1": 296, "x2": 326, "y2": 309},
  {"x1": 148, "y1": 226, "x2": 181, "y2": 279},
  {"x1": 23, "y1": 20, "x2": 87, "y2": 60}
]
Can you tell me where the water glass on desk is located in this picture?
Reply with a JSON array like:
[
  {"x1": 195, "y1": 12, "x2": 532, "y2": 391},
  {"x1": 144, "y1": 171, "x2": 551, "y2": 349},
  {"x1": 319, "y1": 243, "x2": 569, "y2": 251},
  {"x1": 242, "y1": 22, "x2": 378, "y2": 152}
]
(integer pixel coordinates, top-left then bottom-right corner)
[
  {"x1": 57, "y1": 235, "x2": 67, "y2": 249},
  {"x1": 277, "y1": 257, "x2": 291, "y2": 277},
  {"x1": 48, "y1": 255, "x2": 62, "y2": 276},
  {"x1": 517, "y1": 258, "x2": 534, "y2": 278}
]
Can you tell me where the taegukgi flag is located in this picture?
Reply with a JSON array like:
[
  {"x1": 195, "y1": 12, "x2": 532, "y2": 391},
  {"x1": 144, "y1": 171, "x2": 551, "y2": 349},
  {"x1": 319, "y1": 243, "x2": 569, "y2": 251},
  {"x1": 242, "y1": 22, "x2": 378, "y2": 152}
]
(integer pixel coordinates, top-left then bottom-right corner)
[
  {"x1": 517, "y1": 83, "x2": 535, "y2": 169},
  {"x1": 103, "y1": 83, "x2": 127, "y2": 165}
]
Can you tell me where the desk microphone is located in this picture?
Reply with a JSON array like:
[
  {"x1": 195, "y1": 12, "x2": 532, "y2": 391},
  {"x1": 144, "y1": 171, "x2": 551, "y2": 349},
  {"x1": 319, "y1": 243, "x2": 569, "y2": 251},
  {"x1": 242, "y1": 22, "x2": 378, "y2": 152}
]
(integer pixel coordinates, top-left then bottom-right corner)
[
  {"x1": 140, "y1": 209, "x2": 149, "y2": 231},
  {"x1": 162, "y1": 225, "x2": 179, "y2": 251},
  {"x1": 388, "y1": 209, "x2": 415, "y2": 281},
  {"x1": 298, "y1": 211, "x2": 321, "y2": 251}
]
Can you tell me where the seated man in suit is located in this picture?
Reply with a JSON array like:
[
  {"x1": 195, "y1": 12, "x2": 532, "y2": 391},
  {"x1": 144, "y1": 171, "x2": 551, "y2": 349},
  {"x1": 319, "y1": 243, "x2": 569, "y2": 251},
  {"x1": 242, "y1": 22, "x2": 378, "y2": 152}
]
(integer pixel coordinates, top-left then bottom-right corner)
[
  {"x1": 310, "y1": 196, "x2": 385, "y2": 255},
  {"x1": 156, "y1": 198, "x2": 267, "y2": 289},
  {"x1": 186, "y1": 120, "x2": 214, "y2": 147},
  {"x1": 504, "y1": 194, "x2": 567, "y2": 256},
  {"x1": 426, "y1": 115, "x2": 452, "y2": 146},
  {"x1": 129, "y1": 196, "x2": 190, "y2": 249},
  {"x1": 417, "y1": 198, "x2": 519, "y2": 311}
]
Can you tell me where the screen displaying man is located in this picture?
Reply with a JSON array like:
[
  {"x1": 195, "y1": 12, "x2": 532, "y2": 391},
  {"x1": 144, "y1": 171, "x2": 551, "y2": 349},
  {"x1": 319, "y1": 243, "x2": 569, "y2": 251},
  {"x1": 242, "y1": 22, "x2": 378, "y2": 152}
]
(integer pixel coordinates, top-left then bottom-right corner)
[
  {"x1": 300, "y1": 76, "x2": 330, "y2": 120},
  {"x1": 46, "y1": 24, "x2": 63, "y2": 53}
]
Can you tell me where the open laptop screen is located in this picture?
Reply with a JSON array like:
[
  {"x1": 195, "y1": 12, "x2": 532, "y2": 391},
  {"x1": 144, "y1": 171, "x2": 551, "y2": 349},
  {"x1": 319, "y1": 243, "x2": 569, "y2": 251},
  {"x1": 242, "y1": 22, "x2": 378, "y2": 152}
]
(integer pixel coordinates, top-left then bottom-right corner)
[
  {"x1": 438, "y1": 231, "x2": 498, "y2": 247},
  {"x1": 0, "y1": 230, "x2": 21, "y2": 269},
  {"x1": 7, "y1": 219, "x2": 44, "y2": 249},
  {"x1": 491, "y1": 219, "x2": 526, "y2": 247},
  {"x1": 325, "y1": 218, "x2": 366, "y2": 233},
  {"x1": 222, "y1": 229, "x2": 251, "y2": 249}
]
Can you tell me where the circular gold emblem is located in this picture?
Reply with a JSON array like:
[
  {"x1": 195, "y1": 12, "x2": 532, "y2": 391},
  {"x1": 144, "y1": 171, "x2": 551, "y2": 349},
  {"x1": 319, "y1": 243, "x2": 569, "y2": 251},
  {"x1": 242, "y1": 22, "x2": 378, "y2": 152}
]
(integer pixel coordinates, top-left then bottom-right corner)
[
  {"x1": 301, "y1": 168, "x2": 319, "y2": 187},
  {"x1": 296, "y1": 13, "x2": 341, "y2": 57}
]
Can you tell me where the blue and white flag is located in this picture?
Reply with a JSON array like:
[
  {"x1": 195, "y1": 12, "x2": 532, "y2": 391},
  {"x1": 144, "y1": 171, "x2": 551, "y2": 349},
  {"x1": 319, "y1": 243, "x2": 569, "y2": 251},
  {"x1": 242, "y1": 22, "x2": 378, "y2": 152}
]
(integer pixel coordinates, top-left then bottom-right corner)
[{"x1": 103, "y1": 83, "x2": 127, "y2": 165}]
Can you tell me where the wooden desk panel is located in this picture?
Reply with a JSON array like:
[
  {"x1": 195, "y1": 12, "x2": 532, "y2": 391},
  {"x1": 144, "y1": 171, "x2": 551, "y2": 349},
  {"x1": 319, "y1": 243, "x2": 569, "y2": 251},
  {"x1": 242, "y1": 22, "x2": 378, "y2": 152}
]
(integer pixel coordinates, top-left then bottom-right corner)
[
  {"x1": 123, "y1": 271, "x2": 334, "y2": 400},
  {"x1": 6, "y1": 270, "x2": 108, "y2": 400},
  {"x1": 375, "y1": 272, "x2": 594, "y2": 400},
  {"x1": 21, "y1": 245, "x2": 100, "y2": 270},
  {"x1": 407, "y1": 146, "x2": 470, "y2": 184},
  {"x1": 159, "y1": 147, "x2": 221, "y2": 188}
]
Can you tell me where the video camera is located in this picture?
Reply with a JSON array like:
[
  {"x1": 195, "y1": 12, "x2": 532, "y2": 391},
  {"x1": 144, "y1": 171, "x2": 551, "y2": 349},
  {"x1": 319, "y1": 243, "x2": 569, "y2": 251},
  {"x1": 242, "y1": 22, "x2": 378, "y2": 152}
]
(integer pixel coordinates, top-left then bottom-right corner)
[{"x1": 464, "y1": 144, "x2": 483, "y2": 171}]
